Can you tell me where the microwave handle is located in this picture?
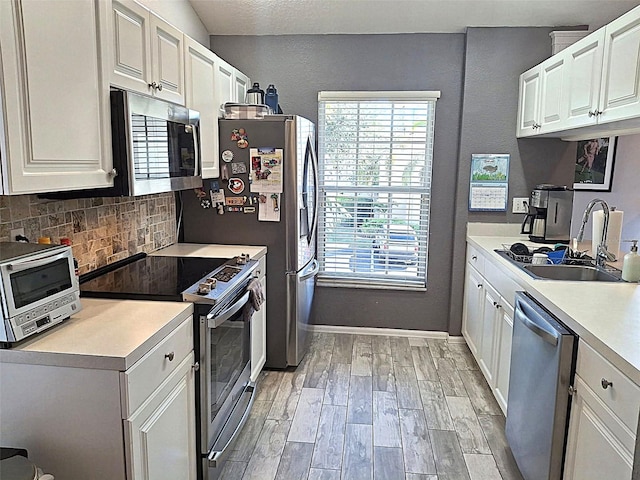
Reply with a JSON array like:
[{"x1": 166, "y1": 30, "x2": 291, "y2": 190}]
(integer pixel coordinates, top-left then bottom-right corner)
[
  {"x1": 7, "y1": 251, "x2": 70, "y2": 272},
  {"x1": 190, "y1": 123, "x2": 201, "y2": 176}
]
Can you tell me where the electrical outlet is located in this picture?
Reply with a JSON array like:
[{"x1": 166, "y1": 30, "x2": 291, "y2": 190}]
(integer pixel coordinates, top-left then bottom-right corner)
[
  {"x1": 512, "y1": 197, "x2": 529, "y2": 214},
  {"x1": 10, "y1": 228, "x2": 25, "y2": 241}
]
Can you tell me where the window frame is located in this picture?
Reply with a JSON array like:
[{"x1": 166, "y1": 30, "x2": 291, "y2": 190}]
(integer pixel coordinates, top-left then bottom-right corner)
[{"x1": 316, "y1": 90, "x2": 440, "y2": 291}]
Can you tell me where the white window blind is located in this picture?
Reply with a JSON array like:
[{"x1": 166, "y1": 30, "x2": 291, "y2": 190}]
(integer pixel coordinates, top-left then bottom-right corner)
[
  {"x1": 317, "y1": 91, "x2": 439, "y2": 290},
  {"x1": 132, "y1": 114, "x2": 170, "y2": 179}
]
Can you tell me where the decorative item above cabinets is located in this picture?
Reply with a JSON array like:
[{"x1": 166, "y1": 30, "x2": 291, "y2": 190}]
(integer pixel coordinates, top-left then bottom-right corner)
[{"x1": 516, "y1": 5, "x2": 640, "y2": 140}]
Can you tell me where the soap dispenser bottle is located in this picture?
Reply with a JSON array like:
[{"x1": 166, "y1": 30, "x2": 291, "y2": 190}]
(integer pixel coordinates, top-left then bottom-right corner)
[{"x1": 621, "y1": 240, "x2": 640, "y2": 282}]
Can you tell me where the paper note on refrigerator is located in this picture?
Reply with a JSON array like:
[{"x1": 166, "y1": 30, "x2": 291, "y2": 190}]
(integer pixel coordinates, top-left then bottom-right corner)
[
  {"x1": 249, "y1": 147, "x2": 283, "y2": 193},
  {"x1": 258, "y1": 193, "x2": 281, "y2": 222}
]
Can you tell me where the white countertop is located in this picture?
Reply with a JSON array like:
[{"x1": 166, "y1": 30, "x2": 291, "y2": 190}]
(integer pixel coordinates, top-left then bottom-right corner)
[
  {"x1": 152, "y1": 243, "x2": 267, "y2": 259},
  {"x1": 467, "y1": 233, "x2": 640, "y2": 386},
  {"x1": 0, "y1": 299, "x2": 193, "y2": 371}
]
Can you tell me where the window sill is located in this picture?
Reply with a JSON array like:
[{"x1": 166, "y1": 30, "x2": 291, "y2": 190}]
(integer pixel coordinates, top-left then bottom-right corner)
[{"x1": 316, "y1": 277, "x2": 427, "y2": 292}]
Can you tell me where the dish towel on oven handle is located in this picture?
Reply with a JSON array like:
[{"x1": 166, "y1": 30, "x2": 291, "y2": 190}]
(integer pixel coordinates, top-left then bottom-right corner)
[{"x1": 243, "y1": 277, "x2": 264, "y2": 323}]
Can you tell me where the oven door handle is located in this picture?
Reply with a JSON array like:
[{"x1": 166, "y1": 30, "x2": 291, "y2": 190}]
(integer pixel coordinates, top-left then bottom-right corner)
[
  {"x1": 207, "y1": 382, "x2": 256, "y2": 468},
  {"x1": 7, "y1": 251, "x2": 69, "y2": 272},
  {"x1": 206, "y1": 291, "x2": 250, "y2": 328}
]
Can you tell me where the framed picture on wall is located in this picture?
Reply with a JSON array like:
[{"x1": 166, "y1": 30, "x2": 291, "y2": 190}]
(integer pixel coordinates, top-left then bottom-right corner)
[{"x1": 573, "y1": 136, "x2": 617, "y2": 191}]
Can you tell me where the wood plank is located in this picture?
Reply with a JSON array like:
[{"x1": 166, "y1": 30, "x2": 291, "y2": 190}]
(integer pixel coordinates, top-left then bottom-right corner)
[
  {"x1": 373, "y1": 446, "x2": 405, "y2": 480},
  {"x1": 219, "y1": 460, "x2": 247, "y2": 479},
  {"x1": 332, "y1": 334, "x2": 355, "y2": 364},
  {"x1": 398, "y1": 408, "x2": 436, "y2": 475},
  {"x1": 228, "y1": 400, "x2": 273, "y2": 461},
  {"x1": 407, "y1": 337, "x2": 429, "y2": 347},
  {"x1": 309, "y1": 468, "x2": 342, "y2": 480},
  {"x1": 242, "y1": 419, "x2": 291, "y2": 480},
  {"x1": 268, "y1": 372, "x2": 306, "y2": 421},
  {"x1": 303, "y1": 348, "x2": 332, "y2": 389},
  {"x1": 463, "y1": 454, "x2": 503, "y2": 480},
  {"x1": 287, "y1": 388, "x2": 324, "y2": 443},
  {"x1": 354, "y1": 334, "x2": 375, "y2": 346},
  {"x1": 449, "y1": 343, "x2": 479, "y2": 371},
  {"x1": 311, "y1": 405, "x2": 347, "y2": 470},
  {"x1": 411, "y1": 346, "x2": 438, "y2": 381},
  {"x1": 372, "y1": 335, "x2": 392, "y2": 355},
  {"x1": 427, "y1": 339, "x2": 452, "y2": 359},
  {"x1": 347, "y1": 375, "x2": 373, "y2": 424},
  {"x1": 373, "y1": 391, "x2": 401, "y2": 448},
  {"x1": 352, "y1": 341, "x2": 373, "y2": 376},
  {"x1": 476, "y1": 414, "x2": 524, "y2": 480},
  {"x1": 418, "y1": 380, "x2": 455, "y2": 431},
  {"x1": 274, "y1": 442, "x2": 314, "y2": 480},
  {"x1": 445, "y1": 396, "x2": 491, "y2": 454},
  {"x1": 256, "y1": 370, "x2": 285, "y2": 401},
  {"x1": 458, "y1": 369, "x2": 502, "y2": 416},
  {"x1": 390, "y1": 337, "x2": 414, "y2": 366},
  {"x1": 342, "y1": 423, "x2": 373, "y2": 480},
  {"x1": 394, "y1": 365, "x2": 423, "y2": 410},
  {"x1": 434, "y1": 357, "x2": 467, "y2": 397},
  {"x1": 429, "y1": 429, "x2": 471, "y2": 480},
  {"x1": 405, "y1": 474, "x2": 438, "y2": 480},
  {"x1": 324, "y1": 363, "x2": 351, "y2": 406},
  {"x1": 373, "y1": 353, "x2": 396, "y2": 393}
]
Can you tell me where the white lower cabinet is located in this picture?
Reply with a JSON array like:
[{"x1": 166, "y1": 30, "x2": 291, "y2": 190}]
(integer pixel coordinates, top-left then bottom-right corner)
[
  {"x1": 250, "y1": 255, "x2": 267, "y2": 381},
  {"x1": 462, "y1": 243, "x2": 518, "y2": 415}
]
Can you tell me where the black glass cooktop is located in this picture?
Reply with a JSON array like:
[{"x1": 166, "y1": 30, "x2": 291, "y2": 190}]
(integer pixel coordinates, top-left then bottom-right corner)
[{"x1": 80, "y1": 256, "x2": 227, "y2": 301}]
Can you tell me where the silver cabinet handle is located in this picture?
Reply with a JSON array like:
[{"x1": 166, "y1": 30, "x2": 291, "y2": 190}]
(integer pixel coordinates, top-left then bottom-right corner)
[
  {"x1": 471, "y1": 255, "x2": 477, "y2": 260},
  {"x1": 477, "y1": 283, "x2": 483, "y2": 289},
  {"x1": 165, "y1": 352, "x2": 175, "y2": 361},
  {"x1": 192, "y1": 362, "x2": 200, "y2": 371},
  {"x1": 148, "y1": 81, "x2": 157, "y2": 90},
  {"x1": 588, "y1": 110, "x2": 595, "y2": 117},
  {"x1": 108, "y1": 168, "x2": 118, "y2": 178},
  {"x1": 601, "y1": 378, "x2": 613, "y2": 389},
  {"x1": 156, "y1": 83, "x2": 163, "y2": 91}
]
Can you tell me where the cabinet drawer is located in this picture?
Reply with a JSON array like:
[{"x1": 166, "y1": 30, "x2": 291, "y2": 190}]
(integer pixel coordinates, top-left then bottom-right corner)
[
  {"x1": 467, "y1": 244, "x2": 484, "y2": 275},
  {"x1": 483, "y1": 260, "x2": 522, "y2": 308},
  {"x1": 576, "y1": 340, "x2": 640, "y2": 432},
  {"x1": 121, "y1": 317, "x2": 193, "y2": 417}
]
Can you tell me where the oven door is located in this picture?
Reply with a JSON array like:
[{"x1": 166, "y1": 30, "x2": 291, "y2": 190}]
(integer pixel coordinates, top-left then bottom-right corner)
[{"x1": 197, "y1": 285, "x2": 256, "y2": 476}]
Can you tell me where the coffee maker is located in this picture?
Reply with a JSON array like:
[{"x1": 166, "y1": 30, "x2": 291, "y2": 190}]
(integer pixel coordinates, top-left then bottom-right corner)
[{"x1": 521, "y1": 185, "x2": 573, "y2": 243}]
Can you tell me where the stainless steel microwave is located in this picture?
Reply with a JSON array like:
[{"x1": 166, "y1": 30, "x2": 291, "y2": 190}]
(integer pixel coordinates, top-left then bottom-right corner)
[
  {"x1": 44, "y1": 89, "x2": 202, "y2": 198},
  {"x1": 0, "y1": 242, "x2": 81, "y2": 346}
]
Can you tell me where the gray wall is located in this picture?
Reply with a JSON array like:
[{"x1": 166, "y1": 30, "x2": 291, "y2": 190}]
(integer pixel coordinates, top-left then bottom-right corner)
[
  {"x1": 448, "y1": 27, "x2": 577, "y2": 334},
  {"x1": 209, "y1": 30, "x2": 577, "y2": 334}
]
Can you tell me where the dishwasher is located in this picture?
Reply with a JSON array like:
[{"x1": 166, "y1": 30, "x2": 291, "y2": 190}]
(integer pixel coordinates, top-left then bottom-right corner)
[{"x1": 505, "y1": 291, "x2": 578, "y2": 480}]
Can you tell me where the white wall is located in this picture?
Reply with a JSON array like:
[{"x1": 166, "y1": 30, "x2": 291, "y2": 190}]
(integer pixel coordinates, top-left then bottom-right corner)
[
  {"x1": 137, "y1": 0, "x2": 209, "y2": 45},
  {"x1": 571, "y1": 134, "x2": 640, "y2": 251}
]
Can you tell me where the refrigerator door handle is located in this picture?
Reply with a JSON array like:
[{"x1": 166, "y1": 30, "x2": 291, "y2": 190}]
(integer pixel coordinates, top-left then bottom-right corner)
[{"x1": 299, "y1": 259, "x2": 319, "y2": 281}]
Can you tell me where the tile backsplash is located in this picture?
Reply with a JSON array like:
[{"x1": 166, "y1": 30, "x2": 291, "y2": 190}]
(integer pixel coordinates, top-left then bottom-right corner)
[{"x1": 0, "y1": 193, "x2": 176, "y2": 275}]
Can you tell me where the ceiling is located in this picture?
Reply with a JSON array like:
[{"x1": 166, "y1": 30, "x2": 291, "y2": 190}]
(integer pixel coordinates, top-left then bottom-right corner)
[{"x1": 188, "y1": 0, "x2": 639, "y2": 36}]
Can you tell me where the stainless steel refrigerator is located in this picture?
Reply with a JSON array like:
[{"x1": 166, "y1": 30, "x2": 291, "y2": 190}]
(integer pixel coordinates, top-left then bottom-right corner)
[{"x1": 181, "y1": 115, "x2": 319, "y2": 368}]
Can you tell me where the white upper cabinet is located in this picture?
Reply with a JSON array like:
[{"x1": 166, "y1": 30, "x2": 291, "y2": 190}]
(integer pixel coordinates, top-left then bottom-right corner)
[
  {"x1": 235, "y1": 71, "x2": 250, "y2": 105},
  {"x1": 517, "y1": 5, "x2": 640, "y2": 139},
  {"x1": 0, "y1": 0, "x2": 113, "y2": 194},
  {"x1": 599, "y1": 8, "x2": 640, "y2": 124},
  {"x1": 215, "y1": 57, "x2": 251, "y2": 116},
  {"x1": 110, "y1": 0, "x2": 185, "y2": 105},
  {"x1": 184, "y1": 37, "x2": 219, "y2": 179},
  {"x1": 563, "y1": 29, "x2": 605, "y2": 129}
]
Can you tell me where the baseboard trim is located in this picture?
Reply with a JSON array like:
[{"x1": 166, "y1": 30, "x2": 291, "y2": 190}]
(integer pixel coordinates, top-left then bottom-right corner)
[
  {"x1": 447, "y1": 335, "x2": 466, "y2": 344},
  {"x1": 309, "y1": 324, "x2": 453, "y2": 340}
]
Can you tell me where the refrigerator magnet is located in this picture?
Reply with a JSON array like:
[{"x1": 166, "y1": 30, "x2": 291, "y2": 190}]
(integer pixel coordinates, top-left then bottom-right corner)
[
  {"x1": 243, "y1": 207, "x2": 256, "y2": 213},
  {"x1": 231, "y1": 162, "x2": 247, "y2": 174},
  {"x1": 228, "y1": 178, "x2": 245, "y2": 194},
  {"x1": 237, "y1": 138, "x2": 249, "y2": 149},
  {"x1": 221, "y1": 150, "x2": 234, "y2": 162},
  {"x1": 225, "y1": 197, "x2": 245, "y2": 206}
]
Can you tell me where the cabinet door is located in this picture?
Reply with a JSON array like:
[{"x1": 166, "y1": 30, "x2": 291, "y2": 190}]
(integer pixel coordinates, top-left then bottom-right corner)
[
  {"x1": 250, "y1": 274, "x2": 267, "y2": 382},
  {"x1": 215, "y1": 58, "x2": 235, "y2": 115},
  {"x1": 0, "y1": 0, "x2": 113, "y2": 194},
  {"x1": 564, "y1": 29, "x2": 605, "y2": 129},
  {"x1": 185, "y1": 37, "x2": 219, "y2": 178},
  {"x1": 125, "y1": 352, "x2": 197, "y2": 480},
  {"x1": 462, "y1": 265, "x2": 484, "y2": 357},
  {"x1": 599, "y1": 7, "x2": 640, "y2": 123},
  {"x1": 478, "y1": 282, "x2": 500, "y2": 386},
  {"x1": 538, "y1": 55, "x2": 566, "y2": 133},
  {"x1": 150, "y1": 13, "x2": 185, "y2": 105},
  {"x1": 110, "y1": 0, "x2": 153, "y2": 96},
  {"x1": 516, "y1": 66, "x2": 541, "y2": 137},
  {"x1": 493, "y1": 300, "x2": 513, "y2": 415},
  {"x1": 234, "y1": 70, "x2": 250, "y2": 104},
  {"x1": 563, "y1": 376, "x2": 635, "y2": 480}
]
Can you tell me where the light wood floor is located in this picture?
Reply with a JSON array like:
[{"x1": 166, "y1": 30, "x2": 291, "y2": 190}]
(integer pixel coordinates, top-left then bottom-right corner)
[{"x1": 220, "y1": 332, "x2": 525, "y2": 480}]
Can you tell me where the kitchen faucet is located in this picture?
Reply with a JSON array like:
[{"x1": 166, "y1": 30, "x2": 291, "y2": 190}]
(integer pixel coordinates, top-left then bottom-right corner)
[{"x1": 576, "y1": 198, "x2": 617, "y2": 267}]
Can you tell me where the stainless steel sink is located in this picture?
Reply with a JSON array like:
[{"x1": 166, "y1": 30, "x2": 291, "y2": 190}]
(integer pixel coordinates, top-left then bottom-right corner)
[
  {"x1": 522, "y1": 264, "x2": 621, "y2": 282},
  {"x1": 494, "y1": 249, "x2": 622, "y2": 282}
]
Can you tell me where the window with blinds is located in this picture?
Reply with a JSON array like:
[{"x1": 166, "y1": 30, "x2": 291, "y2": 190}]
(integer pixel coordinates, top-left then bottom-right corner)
[{"x1": 316, "y1": 91, "x2": 440, "y2": 290}]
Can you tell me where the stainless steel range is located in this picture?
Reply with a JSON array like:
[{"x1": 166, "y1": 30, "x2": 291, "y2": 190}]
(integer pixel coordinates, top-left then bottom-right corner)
[{"x1": 80, "y1": 253, "x2": 259, "y2": 480}]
